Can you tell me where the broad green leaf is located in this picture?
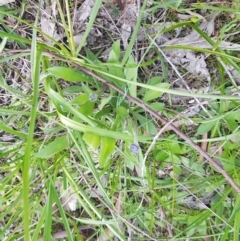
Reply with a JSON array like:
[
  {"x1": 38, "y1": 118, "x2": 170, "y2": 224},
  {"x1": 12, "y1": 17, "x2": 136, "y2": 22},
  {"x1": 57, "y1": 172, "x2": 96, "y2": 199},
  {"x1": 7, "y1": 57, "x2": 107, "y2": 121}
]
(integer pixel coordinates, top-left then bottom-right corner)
[
  {"x1": 83, "y1": 133, "x2": 101, "y2": 149},
  {"x1": 95, "y1": 106, "x2": 112, "y2": 119},
  {"x1": 134, "y1": 113, "x2": 157, "y2": 135},
  {"x1": 173, "y1": 164, "x2": 182, "y2": 175},
  {"x1": 197, "y1": 120, "x2": 217, "y2": 135},
  {"x1": 148, "y1": 76, "x2": 163, "y2": 85},
  {"x1": 36, "y1": 136, "x2": 68, "y2": 158},
  {"x1": 227, "y1": 110, "x2": 240, "y2": 121},
  {"x1": 107, "y1": 41, "x2": 124, "y2": 86},
  {"x1": 99, "y1": 137, "x2": 115, "y2": 168},
  {"x1": 108, "y1": 40, "x2": 120, "y2": 63},
  {"x1": 79, "y1": 101, "x2": 94, "y2": 115},
  {"x1": 156, "y1": 151, "x2": 168, "y2": 161},
  {"x1": 48, "y1": 67, "x2": 91, "y2": 82},
  {"x1": 166, "y1": 154, "x2": 182, "y2": 165},
  {"x1": 63, "y1": 85, "x2": 83, "y2": 94},
  {"x1": 143, "y1": 83, "x2": 170, "y2": 102},
  {"x1": 99, "y1": 95, "x2": 112, "y2": 110},
  {"x1": 225, "y1": 116, "x2": 238, "y2": 132},
  {"x1": 149, "y1": 102, "x2": 164, "y2": 112},
  {"x1": 168, "y1": 142, "x2": 181, "y2": 154},
  {"x1": 69, "y1": 93, "x2": 89, "y2": 105},
  {"x1": 116, "y1": 106, "x2": 129, "y2": 118},
  {"x1": 125, "y1": 55, "x2": 138, "y2": 98}
]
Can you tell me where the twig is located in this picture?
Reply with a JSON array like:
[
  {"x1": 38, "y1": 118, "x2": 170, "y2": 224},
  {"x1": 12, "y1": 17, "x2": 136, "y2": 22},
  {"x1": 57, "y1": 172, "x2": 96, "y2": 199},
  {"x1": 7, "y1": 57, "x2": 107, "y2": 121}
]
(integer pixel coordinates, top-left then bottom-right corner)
[{"x1": 75, "y1": 65, "x2": 240, "y2": 194}]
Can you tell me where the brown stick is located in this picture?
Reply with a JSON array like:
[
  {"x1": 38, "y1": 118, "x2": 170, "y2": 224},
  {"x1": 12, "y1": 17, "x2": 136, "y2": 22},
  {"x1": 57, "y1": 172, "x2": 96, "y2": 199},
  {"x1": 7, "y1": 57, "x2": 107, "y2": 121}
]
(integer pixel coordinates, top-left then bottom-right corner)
[{"x1": 76, "y1": 65, "x2": 240, "y2": 194}]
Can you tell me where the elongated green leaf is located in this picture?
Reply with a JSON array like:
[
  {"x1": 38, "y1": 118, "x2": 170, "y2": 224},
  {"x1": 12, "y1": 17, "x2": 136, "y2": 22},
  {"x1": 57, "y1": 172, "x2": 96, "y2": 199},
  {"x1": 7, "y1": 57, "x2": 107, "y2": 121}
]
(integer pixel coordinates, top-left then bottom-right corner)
[
  {"x1": 83, "y1": 133, "x2": 101, "y2": 149},
  {"x1": 99, "y1": 137, "x2": 115, "y2": 168},
  {"x1": 116, "y1": 106, "x2": 129, "y2": 119},
  {"x1": 23, "y1": 7, "x2": 42, "y2": 240},
  {"x1": 50, "y1": 180, "x2": 74, "y2": 241},
  {"x1": 36, "y1": 136, "x2": 68, "y2": 158},
  {"x1": 60, "y1": 114, "x2": 152, "y2": 141},
  {"x1": 79, "y1": 101, "x2": 95, "y2": 116},
  {"x1": 197, "y1": 121, "x2": 217, "y2": 135},
  {"x1": 43, "y1": 184, "x2": 53, "y2": 240},
  {"x1": 92, "y1": 68, "x2": 240, "y2": 100},
  {"x1": 69, "y1": 93, "x2": 89, "y2": 105},
  {"x1": 125, "y1": 55, "x2": 138, "y2": 98},
  {"x1": 99, "y1": 95, "x2": 112, "y2": 110},
  {"x1": 233, "y1": 195, "x2": 240, "y2": 241},
  {"x1": 48, "y1": 66, "x2": 91, "y2": 82},
  {"x1": 108, "y1": 40, "x2": 120, "y2": 63},
  {"x1": 143, "y1": 83, "x2": 170, "y2": 102}
]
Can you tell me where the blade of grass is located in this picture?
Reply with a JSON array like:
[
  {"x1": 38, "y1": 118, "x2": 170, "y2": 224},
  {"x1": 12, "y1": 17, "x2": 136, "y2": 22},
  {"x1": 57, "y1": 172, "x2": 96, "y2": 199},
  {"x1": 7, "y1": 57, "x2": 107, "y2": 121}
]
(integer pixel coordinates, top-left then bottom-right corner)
[
  {"x1": 233, "y1": 195, "x2": 240, "y2": 241},
  {"x1": 59, "y1": 113, "x2": 151, "y2": 141},
  {"x1": 32, "y1": 205, "x2": 47, "y2": 241},
  {"x1": 162, "y1": 45, "x2": 240, "y2": 63},
  {"x1": 76, "y1": 0, "x2": 102, "y2": 54},
  {"x1": 43, "y1": 77, "x2": 96, "y2": 126},
  {"x1": 0, "y1": 121, "x2": 27, "y2": 139},
  {"x1": 189, "y1": 22, "x2": 240, "y2": 73},
  {"x1": 22, "y1": 4, "x2": 42, "y2": 240},
  {"x1": 121, "y1": 0, "x2": 148, "y2": 64},
  {"x1": 65, "y1": 0, "x2": 75, "y2": 55},
  {"x1": 50, "y1": 179, "x2": 74, "y2": 241},
  {"x1": 43, "y1": 184, "x2": 53, "y2": 240},
  {"x1": 63, "y1": 173, "x2": 126, "y2": 240},
  {"x1": 82, "y1": 66, "x2": 240, "y2": 100}
]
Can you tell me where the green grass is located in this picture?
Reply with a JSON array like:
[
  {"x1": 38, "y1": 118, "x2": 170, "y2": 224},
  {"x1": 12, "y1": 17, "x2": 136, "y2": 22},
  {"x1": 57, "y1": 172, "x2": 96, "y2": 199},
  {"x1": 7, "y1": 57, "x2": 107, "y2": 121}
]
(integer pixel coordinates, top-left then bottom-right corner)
[{"x1": 1, "y1": 0, "x2": 240, "y2": 240}]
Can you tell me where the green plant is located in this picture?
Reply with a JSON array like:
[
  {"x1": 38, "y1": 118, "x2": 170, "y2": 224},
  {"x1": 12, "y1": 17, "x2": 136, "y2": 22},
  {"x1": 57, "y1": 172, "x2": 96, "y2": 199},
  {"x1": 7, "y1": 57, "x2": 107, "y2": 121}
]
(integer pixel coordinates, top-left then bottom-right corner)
[{"x1": 1, "y1": 0, "x2": 240, "y2": 240}]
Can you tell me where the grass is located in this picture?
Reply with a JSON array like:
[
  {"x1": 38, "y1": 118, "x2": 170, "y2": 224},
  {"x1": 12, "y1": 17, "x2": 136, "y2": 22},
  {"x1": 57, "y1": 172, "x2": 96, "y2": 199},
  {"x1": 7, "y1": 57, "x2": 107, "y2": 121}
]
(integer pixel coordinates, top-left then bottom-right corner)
[{"x1": 1, "y1": 0, "x2": 240, "y2": 240}]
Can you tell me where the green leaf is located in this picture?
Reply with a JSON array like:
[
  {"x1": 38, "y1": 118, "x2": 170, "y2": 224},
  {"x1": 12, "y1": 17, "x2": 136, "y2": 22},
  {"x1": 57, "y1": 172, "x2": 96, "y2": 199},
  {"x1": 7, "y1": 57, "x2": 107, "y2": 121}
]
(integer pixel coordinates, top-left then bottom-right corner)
[
  {"x1": 99, "y1": 95, "x2": 112, "y2": 110},
  {"x1": 48, "y1": 67, "x2": 91, "y2": 82},
  {"x1": 116, "y1": 106, "x2": 129, "y2": 118},
  {"x1": 99, "y1": 137, "x2": 115, "y2": 168},
  {"x1": 69, "y1": 93, "x2": 89, "y2": 105},
  {"x1": 143, "y1": 83, "x2": 170, "y2": 102},
  {"x1": 149, "y1": 102, "x2": 164, "y2": 112},
  {"x1": 197, "y1": 120, "x2": 217, "y2": 135},
  {"x1": 225, "y1": 116, "x2": 238, "y2": 132},
  {"x1": 95, "y1": 106, "x2": 112, "y2": 119},
  {"x1": 168, "y1": 142, "x2": 181, "y2": 154},
  {"x1": 156, "y1": 151, "x2": 168, "y2": 161},
  {"x1": 125, "y1": 55, "x2": 138, "y2": 98},
  {"x1": 79, "y1": 101, "x2": 94, "y2": 115},
  {"x1": 83, "y1": 133, "x2": 101, "y2": 149},
  {"x1": 148, "y1": 76, "x2": 163, "y2": 85},
  {"x1": 50, "y1": 180, "x2": 74, "y2": 241},
  {"x1": 108, "y1": 40, "x2": 120, "y2": 63},
  {"x1": 134, "y1": 113, "x2": 157, "y2": 135},
  {"x1": 0, "y1": 6, "x2": 6, "y2": 21},
  {"x1": 63, "y1": 85, "x2": 83, "y2": 94},
  {"x1": 36, "y1": 136, "x2": 68, "y2": 158},
  {"x1": 43, "y1": 184, "x2": 53, "y2": 240}
]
